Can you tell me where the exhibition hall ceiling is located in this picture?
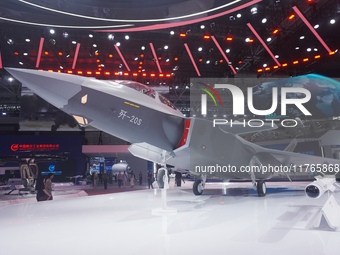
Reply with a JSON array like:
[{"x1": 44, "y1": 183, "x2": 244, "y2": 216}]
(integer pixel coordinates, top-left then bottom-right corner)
[{"x1": 0, "y1": 0, "x2": 339, "y2": 83}]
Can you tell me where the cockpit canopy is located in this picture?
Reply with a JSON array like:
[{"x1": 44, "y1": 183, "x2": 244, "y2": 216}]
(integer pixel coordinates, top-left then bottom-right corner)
[{"x1": 114, "y1": 80, "x2": 177, "y2": 110}]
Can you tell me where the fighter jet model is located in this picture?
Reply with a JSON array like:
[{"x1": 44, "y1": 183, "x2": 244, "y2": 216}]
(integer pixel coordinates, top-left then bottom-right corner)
[{"x1": 6, "y1": 68, "x2": 340, "y2": 198}]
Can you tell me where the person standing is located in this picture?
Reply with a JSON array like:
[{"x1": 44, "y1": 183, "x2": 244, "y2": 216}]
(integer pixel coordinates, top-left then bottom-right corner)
[
  {"x1": 130, "y1": 170, "x2": 135, "y2": 188},
  {"x1": 147, "y1": 171, "x2": 153, "y2": 189},
  {"x1": 102, "y1": 171, "x2": 108, "y2": 190},
  {"x1": 139, "y1": 171, "x2": 143, "y2": 185},
  {"x1": 44, "y1": 173, "x2": 54, "y2": 200},
  {"x1": 35, "y1": 175, "x2": 50, "y2": 201},
  {"x1": 123, "y1": 171, "x2": 127, "y2": 186},
  {"x1": 117, "y1": 171, "x2": 123, "y2": 187}
]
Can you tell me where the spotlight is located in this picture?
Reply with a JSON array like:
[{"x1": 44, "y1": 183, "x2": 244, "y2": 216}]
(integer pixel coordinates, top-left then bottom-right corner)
[
  {"x1": 125, "y1": 35, "x2": 129, "y2": 40},
  {"x1": 200, "y1": 25, "x2": 205, "y2": 29},
  {"x1": 49, "y1": 39, "x2": 56, "y2": 45},
  {"x1": 108, "y1": 34, "x2": 114, "y2": 40},
  {"x1": 250, "y1": 7, "x2": 257, "y2": 14},
  {"x1": 49, "y1": 29, "x2": 55, "y2": 34},
  {"x1": 262, "y1": 18, "x2": 267, "y2": 23},
  {"x1": 63, "y1": 32, "x2": 69, "y2": 38},
  {"x1": 25, "y1": 38, "x2": 30, "y2": 42},
  {"x1": 330, "y1": 19, "x2": 336, "y2": 24},
  {"x1": 89, "y1": 34, "x2": 93, "y2": 38}
]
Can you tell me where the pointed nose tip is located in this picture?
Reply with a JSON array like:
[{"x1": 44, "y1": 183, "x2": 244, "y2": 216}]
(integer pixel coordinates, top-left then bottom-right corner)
[{"x1": 5, "y1": 68, "x2": 83, "y2": 109}]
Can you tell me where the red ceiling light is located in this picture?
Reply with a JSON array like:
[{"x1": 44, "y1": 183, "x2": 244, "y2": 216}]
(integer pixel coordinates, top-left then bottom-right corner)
[
  {"x1": 329, "y1": 51, "x2": 336, "y2": 55},
  {"x1": 199, "y1": 58, "x2": 203, "y2": 62},
  {"x1": 14, "y1": 51, "x2": 19, "y2": 55},
  {"x1": 96, "y1": 59, "x2": 100, "y2": 63},
  {"x1": 226, "y1": 36, "x2": 233, "y2": 41},
  {"x1": 150, "y1": 73, "x2": 156, "y2": 77},
  {"x1": 95, "y1": 51, "x2": 99, "y2": 56},
  {"x1": 257, "y1": 69, "x2": 263, "y2": 73},
  {"x1": 166, "y1": 74, "x2": 171, "y2": 77},
  {"x1": 133, "y1": 73, "x2": 138, "y2": 77},
  {"x1": 142, "y1": 73, "x2": 147, "y2": 77},
  {"x1": 114, "y1": 72, "x2": 120, "y2": 76},
  {"x1": 67, "y1": 70, "x2": 73, "y2": 74},
  {"x1": 58, "y1": 52, "x2": 63, "y2": 56},
  {"x1": 203, "y1": 35, "x2": 210, "y2": 39},
  {"x1": 140, "y1": 54, "x2": 145, "y2": 58},
  {"x1": 77, "y1": 71, "x2": 83, "y2": 75},
  {"x1": 303, "y1": 58, "x2": 309, "y2": 62},
  {"x1": 109, "y1": 54, "x2": 113, "y2": 58},
  {"x1": 293, "y1": 60, "x2": 299, "y2": 64},
  {"x1": 219, "y1": 59, "x2": 223, "y2": 63},
  {"x1": 123, "y1": 72, "x2": 129, "y2": 76},
  {"x1": 179, "y1": 33, "x2": 186, "y2": 37},
  {"x1": 174, "y1": 57, "x2": 179, "y2": 61},
  {"x1": 159, "y1": 74, "x2": 164, "y2": 77},
  {"x1": 273, "y1": 29, "x2": 279, "y2": 34},
  {"x1": 288, "y1": 14, "x2": 295, "y2": 20},
  {"x1": 44, "y1": 51, "x2": 49, "y2": 55},
  {"x1": 105, "y1": 72, "x2": 110, "y2": 76},
  {"x1": 87, "y1": 71, "x2": 92, "y2": 75},
  {"x1": 282, "y1": 63, "x2": 288, "y2": 67},
  {"x1": 273, "y1": 65, "x2": 279, "y2": 69},
  {"x1": 95, "y1": 71, "x2": 101, "y2": 75},
  {"x1": 314, "y1": 55, "x2": 321, "y2": 59}
]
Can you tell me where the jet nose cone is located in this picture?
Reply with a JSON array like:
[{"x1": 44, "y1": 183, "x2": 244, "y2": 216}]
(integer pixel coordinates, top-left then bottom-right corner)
[{"x1": 5, "y1": 68, "x2": 83, "y2": 109}]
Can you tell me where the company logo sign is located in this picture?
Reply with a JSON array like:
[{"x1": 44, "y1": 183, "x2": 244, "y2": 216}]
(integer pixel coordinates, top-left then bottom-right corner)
[{"x1": 201, "y1": 84, "x2": 311, "y2": 116}]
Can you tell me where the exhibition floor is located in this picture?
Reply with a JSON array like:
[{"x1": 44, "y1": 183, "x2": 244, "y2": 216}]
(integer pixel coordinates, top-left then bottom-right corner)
[{"x1": 0, "y1": 181, "x2": 339, "y2": 255}]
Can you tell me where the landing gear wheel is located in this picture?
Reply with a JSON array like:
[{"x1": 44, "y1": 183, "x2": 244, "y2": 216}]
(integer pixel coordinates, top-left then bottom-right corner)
[
  {"x1": 193, "y1": 179, "x2": 204, "y2": 195},
  {"x1": 157, "y1": 169, "x2": 165, "y2": 189},
  {"x1": 256, "y1": 180, "x2": 266, "y2": 197}
]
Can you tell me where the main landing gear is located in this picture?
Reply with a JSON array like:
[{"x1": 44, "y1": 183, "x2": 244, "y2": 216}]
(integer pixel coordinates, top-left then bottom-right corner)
[
  {"x1": 256, "y1": 180, "x2": 267, "y2": 197},
  {"x1": 192, "y1": 177, "x2": 267, "y2": 197},
  {"x1": 193, "y1": 175, "x2": 206, "y2": 195}
]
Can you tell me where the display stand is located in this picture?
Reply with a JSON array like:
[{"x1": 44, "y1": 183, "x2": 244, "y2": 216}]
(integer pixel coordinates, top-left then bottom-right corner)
[
  {"x1": 152, "y1": 167, "x2": 177, "y2": 216},
  {"x1": 312, "y1": 194, "x2": 340, "y2": 230}
]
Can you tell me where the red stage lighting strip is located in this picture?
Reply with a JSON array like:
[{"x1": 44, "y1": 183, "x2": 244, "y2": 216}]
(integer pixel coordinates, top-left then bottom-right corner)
[
  {"x1": 211, "y1": 35, "x2": 237, "y2": 75},
  {"x1": 72, "y1": 43, "x2": 81, "y2": 70},
  {"x1": 0, "y1": 50, "x2": 2, "y2": 68},
  {"x1": 114, "y1": 44, "x2": 131, "y2": 71},
  {"x1": 149, "y1": 43, "x2": 163, "y2": 73},
  {"x1": 292, "y1": 6, "x2": 332, "y2": 53},
  {"x1": 184, "y1": 43, "x2": 201, "y2": 77},
  {"x1": 36, "y1": 37, "x2": 44, "y2": 68},
  {"x1": 247, "y1": 23, "x2": 281, "y2": 67}
]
